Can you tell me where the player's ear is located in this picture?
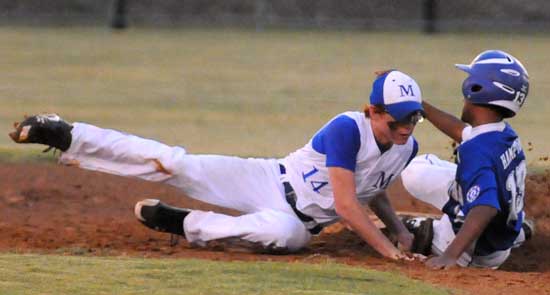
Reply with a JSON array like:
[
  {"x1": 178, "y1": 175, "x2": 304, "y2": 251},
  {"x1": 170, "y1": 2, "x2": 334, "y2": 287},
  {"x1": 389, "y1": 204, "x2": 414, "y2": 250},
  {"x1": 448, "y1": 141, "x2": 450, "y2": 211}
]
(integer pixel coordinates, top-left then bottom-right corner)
[
  {"x1": 369, "y1": 105, "x2": 386, "y2": 120},
  {"x1": 363, "y1": 104, "x2": 371, "y2": 118}
]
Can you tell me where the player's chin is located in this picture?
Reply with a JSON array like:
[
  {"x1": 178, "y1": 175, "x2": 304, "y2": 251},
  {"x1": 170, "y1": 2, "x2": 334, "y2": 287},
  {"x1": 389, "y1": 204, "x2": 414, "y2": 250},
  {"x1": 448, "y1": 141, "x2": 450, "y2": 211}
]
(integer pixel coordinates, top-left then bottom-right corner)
[{"x1": 392, "y1": 133, "x2": 411, "y2": 145}]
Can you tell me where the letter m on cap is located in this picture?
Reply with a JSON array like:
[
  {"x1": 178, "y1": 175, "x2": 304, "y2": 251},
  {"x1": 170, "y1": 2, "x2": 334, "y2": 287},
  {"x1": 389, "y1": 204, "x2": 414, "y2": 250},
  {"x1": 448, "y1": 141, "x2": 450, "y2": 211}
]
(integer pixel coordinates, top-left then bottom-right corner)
[{"x1": 399, "y1": 84, "x2": 415, "y2": 97}]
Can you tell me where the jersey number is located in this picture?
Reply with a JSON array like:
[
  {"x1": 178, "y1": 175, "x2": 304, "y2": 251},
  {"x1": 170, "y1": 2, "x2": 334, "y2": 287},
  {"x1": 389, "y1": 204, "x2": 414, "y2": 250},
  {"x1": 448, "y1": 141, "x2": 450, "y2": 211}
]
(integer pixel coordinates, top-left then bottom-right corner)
[
  {"x1": 302, "y1": 167, "x2": 329, "y2": 194},
  {"x1": 505, "y1": 160, "x2": 526, "y2": 223}
]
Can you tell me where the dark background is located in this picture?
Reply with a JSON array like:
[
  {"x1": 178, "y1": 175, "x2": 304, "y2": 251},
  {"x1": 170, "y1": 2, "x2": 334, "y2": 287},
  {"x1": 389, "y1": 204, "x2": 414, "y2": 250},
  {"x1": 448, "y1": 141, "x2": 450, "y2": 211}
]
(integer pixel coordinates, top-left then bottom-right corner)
[{"x1": 1, "y1": 0, "x2": 548, "y2": 31}]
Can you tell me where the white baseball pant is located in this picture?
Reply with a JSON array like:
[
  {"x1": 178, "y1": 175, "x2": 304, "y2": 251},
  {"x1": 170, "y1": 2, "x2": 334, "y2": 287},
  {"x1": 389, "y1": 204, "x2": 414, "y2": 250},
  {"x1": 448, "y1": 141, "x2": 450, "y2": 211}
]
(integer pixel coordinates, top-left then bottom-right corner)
[
  {"x1": 59, "y1": 123, "x2": 311, "y2": 251},
  {"x1": 401, "y1": 154, "x2": 526, "y2": 268}
]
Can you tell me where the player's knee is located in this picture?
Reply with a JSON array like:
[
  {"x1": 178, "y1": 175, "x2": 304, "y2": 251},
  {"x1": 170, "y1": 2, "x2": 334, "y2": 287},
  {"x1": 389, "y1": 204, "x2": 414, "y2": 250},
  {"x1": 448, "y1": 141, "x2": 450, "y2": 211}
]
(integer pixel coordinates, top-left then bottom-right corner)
[
  {"x1": 401, "y1": 156, "x2": 429, "y2": 196},
  {"x1": 401, "y1": 154, "x2": 455, "y2": 196},
  {"x1": 156, "y1": 147, "x2": 187, "y2": 173},
  {"x1": 267, "y1": 215, "x2": 310, "y2": 251}
]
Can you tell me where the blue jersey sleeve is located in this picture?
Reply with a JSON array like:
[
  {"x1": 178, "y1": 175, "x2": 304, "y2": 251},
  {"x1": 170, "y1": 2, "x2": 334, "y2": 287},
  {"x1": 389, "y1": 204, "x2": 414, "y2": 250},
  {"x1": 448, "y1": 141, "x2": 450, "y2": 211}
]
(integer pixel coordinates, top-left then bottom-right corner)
[
  {"x1": 460, "y1": 168, "x2": 499, "y2": 216},
  {"x1": 312, "y1": 115, "x2": 360, "y2": 171}
]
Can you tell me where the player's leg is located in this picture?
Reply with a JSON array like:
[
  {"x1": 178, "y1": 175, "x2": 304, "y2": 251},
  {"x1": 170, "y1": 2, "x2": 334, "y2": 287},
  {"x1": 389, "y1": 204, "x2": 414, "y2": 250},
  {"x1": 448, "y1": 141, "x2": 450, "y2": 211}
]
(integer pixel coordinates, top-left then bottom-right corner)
[
  {"x1": 59, "y1": 122, "x2": 188, "y2": 182},
  {"x1": 400, "y1": 153, "x2": 458, "y2": 255},
  {"x1": 132, "y1": 152, "x2": 312, "y2": 252},
  {"x1": 135, "y1": 199, "x2": 311, "y2": 252},
  {"x1": 12, "y1": 117, "x2": 285, "y2": 213},
  {"x1": 400, "y1": 154, "x2": 457, "y2": 210},
  {"x1": 66, "y1": 122, "x2": 289, "y2": 214},
  {"x1": 429, "y1": 214, "x2": 475, "y2": 267},
  {"x1": 11, "y1": 115, "x2": 312, "y2": 251},
  {"x1": 513, "y1": 218, "x2": 535, "y2": 248},
  {"x1": 10, "y1": 115, "x2": 186, "y2": 182},
  {"x1": 160, "y1": 154, "x2": 292, "y2": 213},
  {"x1": 184, "y1": 209, "x2": 311, "y2": 252},
  {"x1": 401, "y1": 212, "x2": 475, "y2": 266},
  {"x1": 468, "y1": 218, "x2": 535, "y2": 269},
  {"x1": 469, "y1": 249, "x2": 511, "y2": 269}
]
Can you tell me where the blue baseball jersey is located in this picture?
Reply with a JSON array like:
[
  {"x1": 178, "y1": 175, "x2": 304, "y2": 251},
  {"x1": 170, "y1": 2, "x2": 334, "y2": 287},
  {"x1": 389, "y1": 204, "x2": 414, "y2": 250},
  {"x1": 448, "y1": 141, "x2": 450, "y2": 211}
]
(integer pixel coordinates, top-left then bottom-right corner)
[{"x1": 442, "y1": 122, "x2": 526, "y2": 255}]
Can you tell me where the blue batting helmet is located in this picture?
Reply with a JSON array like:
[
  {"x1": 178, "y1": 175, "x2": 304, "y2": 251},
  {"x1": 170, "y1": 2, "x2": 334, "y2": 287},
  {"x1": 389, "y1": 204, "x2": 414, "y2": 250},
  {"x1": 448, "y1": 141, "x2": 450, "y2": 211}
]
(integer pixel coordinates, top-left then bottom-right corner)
[{"x1": 455, "y1": 50, "x2": 529, "y2": 118}]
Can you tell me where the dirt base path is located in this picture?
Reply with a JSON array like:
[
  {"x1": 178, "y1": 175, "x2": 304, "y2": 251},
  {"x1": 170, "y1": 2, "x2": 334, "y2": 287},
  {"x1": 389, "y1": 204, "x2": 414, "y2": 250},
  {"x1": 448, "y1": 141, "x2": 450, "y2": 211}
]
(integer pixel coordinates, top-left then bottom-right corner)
[{"x1": 1, "y1": 163, "x2": 549, "y2": 294}]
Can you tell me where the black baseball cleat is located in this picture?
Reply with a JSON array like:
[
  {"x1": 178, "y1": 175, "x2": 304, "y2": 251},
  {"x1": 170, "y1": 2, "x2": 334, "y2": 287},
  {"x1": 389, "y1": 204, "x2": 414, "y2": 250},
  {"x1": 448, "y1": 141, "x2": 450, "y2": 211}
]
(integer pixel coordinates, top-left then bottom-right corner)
[
  {"x1": 9, "y1": 114, "x2": 73, "y2": 152},
  {"x1": 522, "y1": 218, "x2": 535, "y2": 241},
  {"x1": 134, "y1": 199, "x2": 190, "y2": 237},
  {"x1": 401, "y1": 215, "x2": 434, "y2": 256}
]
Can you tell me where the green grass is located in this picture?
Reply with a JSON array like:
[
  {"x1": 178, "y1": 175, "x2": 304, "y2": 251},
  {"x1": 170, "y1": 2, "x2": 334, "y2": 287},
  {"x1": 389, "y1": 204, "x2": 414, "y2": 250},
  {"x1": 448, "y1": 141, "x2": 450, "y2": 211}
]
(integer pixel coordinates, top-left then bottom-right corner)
[
  {"x1": 0, "y1": 146, "x2": 56, "y2": 163},
  {"x1": 0, "y1": 27, "x2": 549, "y2": 164},
  {"x1": 0, "y1": 254, "x2": 452, "y2": 295}
]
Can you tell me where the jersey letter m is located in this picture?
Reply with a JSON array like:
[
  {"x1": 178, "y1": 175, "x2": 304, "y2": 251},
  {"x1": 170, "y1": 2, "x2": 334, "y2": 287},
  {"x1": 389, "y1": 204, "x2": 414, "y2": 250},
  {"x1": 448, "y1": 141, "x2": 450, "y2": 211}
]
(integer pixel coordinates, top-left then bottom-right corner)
[
  {"x1": 373, "y1": 172, "x2": 394, "y2": 190},
  {"x1": 399, "y1": 85, "x2": 415, "y2": 97}
]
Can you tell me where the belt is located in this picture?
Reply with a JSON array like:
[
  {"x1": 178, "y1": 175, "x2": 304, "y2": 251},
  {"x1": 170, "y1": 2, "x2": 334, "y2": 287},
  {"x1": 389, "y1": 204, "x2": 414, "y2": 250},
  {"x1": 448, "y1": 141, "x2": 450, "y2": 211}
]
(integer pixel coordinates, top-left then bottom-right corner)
[{"x1": 279, "y1": 164, "x2": 323, "y2": 235}]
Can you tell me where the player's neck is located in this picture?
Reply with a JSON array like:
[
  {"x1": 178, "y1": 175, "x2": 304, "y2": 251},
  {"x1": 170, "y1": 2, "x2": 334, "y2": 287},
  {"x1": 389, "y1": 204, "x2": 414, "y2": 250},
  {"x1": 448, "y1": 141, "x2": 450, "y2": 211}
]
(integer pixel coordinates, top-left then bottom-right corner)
[
  {"x1": 469, "y1": 112, "x2": 503, "y2": 127},
  {"x1": 375, "y1": 138, "x2": 392, "y2": 154},
  {"x1": 369, "y1": 119, "x2": 393, "y2": 152},
  {"x1": 470, "y1": 118, "x2": 502, "y2": 127},
  {"x1": 464, "y1": 105, "x2": 504, "y2": 127}
]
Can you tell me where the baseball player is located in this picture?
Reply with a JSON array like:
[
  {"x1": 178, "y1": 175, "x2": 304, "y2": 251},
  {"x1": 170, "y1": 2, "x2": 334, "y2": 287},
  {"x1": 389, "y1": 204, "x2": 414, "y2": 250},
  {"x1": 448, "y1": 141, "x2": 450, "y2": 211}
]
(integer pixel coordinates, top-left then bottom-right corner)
[
  {"x1": 10, "y1": 70, "x2": 423, "y2": 260},
  {"x1": 400, "y1": 50, "x2": 533, "y2": 269}
]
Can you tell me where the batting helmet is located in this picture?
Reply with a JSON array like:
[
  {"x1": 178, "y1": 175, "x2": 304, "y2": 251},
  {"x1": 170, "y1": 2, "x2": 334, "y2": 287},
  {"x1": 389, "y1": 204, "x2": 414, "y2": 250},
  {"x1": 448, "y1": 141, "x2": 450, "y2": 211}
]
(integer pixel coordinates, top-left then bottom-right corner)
[{"x1": 455, "y1": 50, "x2": 529, "y2": 118}]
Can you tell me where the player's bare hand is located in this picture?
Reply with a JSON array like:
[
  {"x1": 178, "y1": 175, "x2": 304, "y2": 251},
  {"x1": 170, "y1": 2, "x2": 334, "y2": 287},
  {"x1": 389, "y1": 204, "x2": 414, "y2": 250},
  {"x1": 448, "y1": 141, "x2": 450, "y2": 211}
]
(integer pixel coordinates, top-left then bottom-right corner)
[
  {"x1": 425, "y1": 255, "x2": 457, "y2": 270},
  {"x1": 385, "y1": 249, "x2": 418, "y2": 262},
  {"x1": 411, "y1": 253, "x2": 428, "y2": 261},
  {"x1": 401, "y1": 252, "x2": 428, "y2": 262}
]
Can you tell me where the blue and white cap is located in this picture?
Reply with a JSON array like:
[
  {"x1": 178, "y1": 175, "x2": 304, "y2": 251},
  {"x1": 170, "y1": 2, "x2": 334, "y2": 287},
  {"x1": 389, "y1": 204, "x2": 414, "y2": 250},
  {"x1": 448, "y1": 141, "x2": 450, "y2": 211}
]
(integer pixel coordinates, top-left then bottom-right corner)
[{"x1": 369, "y1": 70, "x2": 423, "y2": 121}]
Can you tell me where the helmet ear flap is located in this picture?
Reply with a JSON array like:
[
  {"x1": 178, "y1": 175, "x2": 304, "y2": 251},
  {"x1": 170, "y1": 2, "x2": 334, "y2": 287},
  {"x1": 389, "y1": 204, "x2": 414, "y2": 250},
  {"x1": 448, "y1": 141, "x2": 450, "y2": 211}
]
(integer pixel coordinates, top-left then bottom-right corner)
[{"x1": 461, "y1": 76, "x2": 487, "y2": 99}]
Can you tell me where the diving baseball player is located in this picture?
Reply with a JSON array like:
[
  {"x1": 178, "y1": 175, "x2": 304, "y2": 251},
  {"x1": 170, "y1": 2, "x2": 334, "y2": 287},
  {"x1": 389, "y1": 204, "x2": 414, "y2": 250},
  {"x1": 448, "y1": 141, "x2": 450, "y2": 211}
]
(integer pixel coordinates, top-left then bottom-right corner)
[
  {"x1": 401, "y1": 50, "x2": 533, "y2": 269},
  {"x1": 10, "y1": 70, "x2": 423, "y2": 260}
]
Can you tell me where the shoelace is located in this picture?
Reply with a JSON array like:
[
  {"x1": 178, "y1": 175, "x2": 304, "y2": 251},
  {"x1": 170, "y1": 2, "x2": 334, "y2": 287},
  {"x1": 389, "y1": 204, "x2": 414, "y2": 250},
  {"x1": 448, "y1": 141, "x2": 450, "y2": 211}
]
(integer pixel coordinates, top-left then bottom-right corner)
[{"x1": 41, "y1": 146, "x2": 61, "y2": 157}]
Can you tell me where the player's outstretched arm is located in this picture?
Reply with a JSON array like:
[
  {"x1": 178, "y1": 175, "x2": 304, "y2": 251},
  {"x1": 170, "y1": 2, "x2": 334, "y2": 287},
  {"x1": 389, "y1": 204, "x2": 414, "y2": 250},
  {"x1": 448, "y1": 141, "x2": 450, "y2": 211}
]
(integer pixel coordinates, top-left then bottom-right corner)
[
  {"x1": 422, "y1": 101, "x2": 466, "y2": 143},
  {"x1": 329, "y1": 167, "x2": 408, "y2": 260},
  {"x1": 426, "y1": 205, "x2": 497, "y2": 270}
]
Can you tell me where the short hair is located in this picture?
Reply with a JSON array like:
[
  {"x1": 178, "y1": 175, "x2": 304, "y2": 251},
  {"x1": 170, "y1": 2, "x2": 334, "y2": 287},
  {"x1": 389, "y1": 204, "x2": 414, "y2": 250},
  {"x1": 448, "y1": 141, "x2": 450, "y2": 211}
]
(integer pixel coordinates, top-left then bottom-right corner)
[{"x1": 363, "y1": 104, "x2": 386, "y2": 118}]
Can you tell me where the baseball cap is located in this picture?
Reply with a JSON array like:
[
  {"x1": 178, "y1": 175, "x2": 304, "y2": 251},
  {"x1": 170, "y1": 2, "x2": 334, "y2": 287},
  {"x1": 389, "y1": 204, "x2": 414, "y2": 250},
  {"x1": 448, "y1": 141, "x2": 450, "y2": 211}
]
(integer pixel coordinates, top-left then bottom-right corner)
[{"x1": 369, "y1": 70, "x2": 424, "y2": 122}]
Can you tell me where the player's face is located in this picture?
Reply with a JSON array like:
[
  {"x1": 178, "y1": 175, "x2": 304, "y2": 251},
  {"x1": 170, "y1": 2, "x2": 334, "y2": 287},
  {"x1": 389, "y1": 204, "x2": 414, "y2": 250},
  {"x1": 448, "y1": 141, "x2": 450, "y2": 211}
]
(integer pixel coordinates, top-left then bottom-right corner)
[
  {"x1": 386, "y1": 116, "x2": 417, "y2": 145},
  {"x1": 461, "y1": 100, "x2": 475, "y2": 124},
  {"x1": 371, "y1": 108, "x2": 420, "y2": 145}
]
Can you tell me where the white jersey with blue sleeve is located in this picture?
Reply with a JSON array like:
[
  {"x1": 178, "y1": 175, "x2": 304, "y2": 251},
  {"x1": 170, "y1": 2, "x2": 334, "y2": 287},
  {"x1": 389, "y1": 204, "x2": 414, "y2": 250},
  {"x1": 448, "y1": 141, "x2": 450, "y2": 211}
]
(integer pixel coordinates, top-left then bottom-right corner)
[
  {"x1": 282, "y1": 111, "x2": 418, "y2": 225},
  {"x1": 443, "y1": 122, "x2": 526, "y2": 255}
]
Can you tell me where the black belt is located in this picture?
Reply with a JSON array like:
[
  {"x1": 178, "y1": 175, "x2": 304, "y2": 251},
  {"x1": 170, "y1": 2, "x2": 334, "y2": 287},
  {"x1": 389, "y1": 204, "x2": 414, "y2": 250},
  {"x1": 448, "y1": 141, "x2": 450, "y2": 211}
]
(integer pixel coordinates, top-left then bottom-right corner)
[{"x1": 279, "y1": 164, "x2": 323, "y2": 235}]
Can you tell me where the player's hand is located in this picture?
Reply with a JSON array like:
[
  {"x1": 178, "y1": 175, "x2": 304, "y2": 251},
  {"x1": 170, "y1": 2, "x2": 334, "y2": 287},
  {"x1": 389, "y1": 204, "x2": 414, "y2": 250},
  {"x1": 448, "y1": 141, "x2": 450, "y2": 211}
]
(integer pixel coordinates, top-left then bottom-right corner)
[
  {"x1": 383, "y1": 248, "x2": 414, "y2": 261},
  {"x1": 425, "y1": 255, "x2": 457, "y2": 270},
  {"x1": 396, "y1": 231, "x2": 414, "y2": 252},
  {"x1": 412, "y1": 253, "x2": 428, "y2": 261}
]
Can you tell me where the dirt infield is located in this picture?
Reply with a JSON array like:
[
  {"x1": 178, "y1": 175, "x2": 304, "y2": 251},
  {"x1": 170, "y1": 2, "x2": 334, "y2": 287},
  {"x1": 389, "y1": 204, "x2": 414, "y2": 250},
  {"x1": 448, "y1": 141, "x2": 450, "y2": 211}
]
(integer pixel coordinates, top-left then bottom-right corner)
[{"x1": 1, "y1": 162, "x2": 549, "y2": 294}]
